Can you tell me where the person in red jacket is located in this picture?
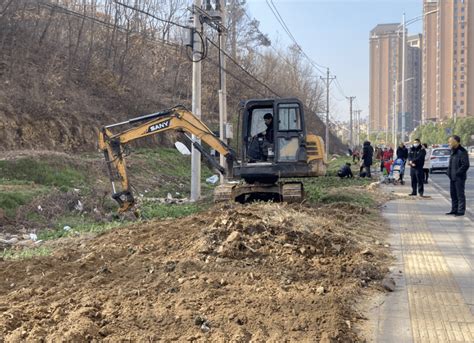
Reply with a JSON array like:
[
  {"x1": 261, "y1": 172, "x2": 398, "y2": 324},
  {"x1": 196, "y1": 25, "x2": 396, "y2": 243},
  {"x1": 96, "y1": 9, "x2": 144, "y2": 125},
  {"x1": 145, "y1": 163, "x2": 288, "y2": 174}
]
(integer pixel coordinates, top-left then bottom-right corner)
[{"x1": 382, "y1": 148, "x2": 392, "y2": 161}]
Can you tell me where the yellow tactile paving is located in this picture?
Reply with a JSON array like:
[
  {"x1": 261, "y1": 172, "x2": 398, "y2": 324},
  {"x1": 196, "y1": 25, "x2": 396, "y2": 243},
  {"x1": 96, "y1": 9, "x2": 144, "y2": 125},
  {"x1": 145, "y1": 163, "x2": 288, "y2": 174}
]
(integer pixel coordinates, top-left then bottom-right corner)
[{"x1": 398, "y1": 201, "x2": 474, "y2": 343}]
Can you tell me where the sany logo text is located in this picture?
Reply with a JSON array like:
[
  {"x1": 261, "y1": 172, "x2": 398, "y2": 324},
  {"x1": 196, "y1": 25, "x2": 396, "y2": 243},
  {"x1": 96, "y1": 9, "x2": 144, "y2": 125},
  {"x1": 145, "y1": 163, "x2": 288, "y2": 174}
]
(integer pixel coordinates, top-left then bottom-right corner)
[{"x1": 147, "y1": 120, "x2": 171, "y2": 133}]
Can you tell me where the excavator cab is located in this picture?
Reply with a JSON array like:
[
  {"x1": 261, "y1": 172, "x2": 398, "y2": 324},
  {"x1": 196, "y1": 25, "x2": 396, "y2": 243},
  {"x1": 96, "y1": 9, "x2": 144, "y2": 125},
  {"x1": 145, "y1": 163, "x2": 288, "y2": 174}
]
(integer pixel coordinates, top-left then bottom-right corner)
[{"x1": 233, "y1": 98, "x2": 325, "y2": 184}]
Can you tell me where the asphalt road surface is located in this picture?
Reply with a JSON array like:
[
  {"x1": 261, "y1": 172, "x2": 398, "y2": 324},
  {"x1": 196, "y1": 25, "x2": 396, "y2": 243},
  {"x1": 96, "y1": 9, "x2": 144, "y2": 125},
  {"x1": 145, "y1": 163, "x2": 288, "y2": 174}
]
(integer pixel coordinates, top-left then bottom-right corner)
[{"x1": 429, "y1": 157, "x2": 474, "y2": 214}]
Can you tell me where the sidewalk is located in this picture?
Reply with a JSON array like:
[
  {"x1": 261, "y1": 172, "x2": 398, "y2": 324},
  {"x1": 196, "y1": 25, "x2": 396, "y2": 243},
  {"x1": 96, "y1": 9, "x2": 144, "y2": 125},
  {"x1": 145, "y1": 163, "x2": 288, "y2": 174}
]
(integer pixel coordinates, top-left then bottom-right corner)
[{"x1": 371, "y1": 180, "x2": 474, "y2": 343}]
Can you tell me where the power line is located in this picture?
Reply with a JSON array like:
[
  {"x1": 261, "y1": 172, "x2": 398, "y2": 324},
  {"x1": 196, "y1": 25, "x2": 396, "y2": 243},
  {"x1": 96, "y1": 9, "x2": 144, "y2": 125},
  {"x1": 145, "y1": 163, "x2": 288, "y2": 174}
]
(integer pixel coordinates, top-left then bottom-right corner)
[
  {"x1": 241, "y1": 6, "x2": 346, "y2": 136},
  {"x1": 113, "y1": 1, "x2": 189, "y2": 29},
  {"x1": 241, "y1": 9, "x2": 300, "y2": 73},
  {"x1": 206, "y1": 37, "x2": 281, "y2": 97},
  {"x1": 334, "y1": 78, "x2": 347, "y2": 99},
  {"x1": 203, "y1": 49, "x2": 269, "y2": 98},
  {"x1": 38, "y1": 1, "x2": 181, "y2": 49},
  {"x1": 260, "y1": 0, "x2": 354, "y2": 105},
  {"x1": 265, "y1": 0, "x2": 326, "y2": 75},
  {"x1": 108, "y1": 2, "x2": 281, "y2": 97},
  {"x1": 41, "y1": 0, "x2": 340, "y2": 127}
]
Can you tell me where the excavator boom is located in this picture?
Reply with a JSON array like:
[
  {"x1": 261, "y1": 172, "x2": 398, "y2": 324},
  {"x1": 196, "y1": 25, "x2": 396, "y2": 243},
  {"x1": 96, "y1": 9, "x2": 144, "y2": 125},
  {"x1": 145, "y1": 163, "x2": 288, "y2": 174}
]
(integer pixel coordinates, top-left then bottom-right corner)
[{"x1": 99, "y1": 105, "x2": 235, "y2": 212}]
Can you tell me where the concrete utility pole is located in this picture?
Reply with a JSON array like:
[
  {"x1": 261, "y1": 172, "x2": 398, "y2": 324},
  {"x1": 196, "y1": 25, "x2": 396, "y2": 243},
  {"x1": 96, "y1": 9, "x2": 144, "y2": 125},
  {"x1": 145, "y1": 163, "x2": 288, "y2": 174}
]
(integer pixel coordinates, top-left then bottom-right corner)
[
  {"x1": 190, "y1": 0, "x2": 202, "y2": 202},
  {"x1": 347, "y1": 96, "x2": 356, "y2": 148},
  {"x1": 320, "y1": 68, "x2": 335, "y2": 160},
  {"x1": 218, "y1": 0, "x2": 228, "y2": 184},
  {"x1": 355, "y1": 110, "x2": 362, "y2": 147}
]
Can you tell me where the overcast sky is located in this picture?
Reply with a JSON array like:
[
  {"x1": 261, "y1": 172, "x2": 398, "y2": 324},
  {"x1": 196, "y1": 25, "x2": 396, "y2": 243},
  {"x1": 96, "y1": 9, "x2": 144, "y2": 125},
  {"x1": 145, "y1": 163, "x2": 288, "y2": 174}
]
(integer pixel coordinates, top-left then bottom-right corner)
[{"x1": 246, "y1": 0, "x2": 423, "y2": 122}]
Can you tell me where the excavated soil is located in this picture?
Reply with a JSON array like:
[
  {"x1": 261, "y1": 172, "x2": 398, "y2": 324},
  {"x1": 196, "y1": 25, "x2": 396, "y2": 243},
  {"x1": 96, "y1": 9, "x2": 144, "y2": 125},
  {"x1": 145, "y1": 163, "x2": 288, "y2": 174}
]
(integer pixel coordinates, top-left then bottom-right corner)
[{"x1": 0, "y1": 202, "x2": 391, "y2": 342}]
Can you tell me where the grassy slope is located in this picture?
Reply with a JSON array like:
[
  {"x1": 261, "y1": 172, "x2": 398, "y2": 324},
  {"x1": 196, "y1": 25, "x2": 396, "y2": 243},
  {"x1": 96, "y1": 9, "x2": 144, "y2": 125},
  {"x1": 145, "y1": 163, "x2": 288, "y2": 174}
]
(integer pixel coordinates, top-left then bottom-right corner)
[{"x1": 0, "y1": 149, "x2": 214, "y2": 238}]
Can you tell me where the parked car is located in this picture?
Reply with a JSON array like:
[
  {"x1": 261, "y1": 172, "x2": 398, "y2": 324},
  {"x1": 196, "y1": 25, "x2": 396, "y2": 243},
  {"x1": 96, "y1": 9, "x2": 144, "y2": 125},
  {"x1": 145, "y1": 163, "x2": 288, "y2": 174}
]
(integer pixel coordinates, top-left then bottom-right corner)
[
  {"x1": 429, "y1": 147, "x2": 451, "y2": 174},
  {"x1": 469, "y1": 146, "x2": 474, "y2": 157}
]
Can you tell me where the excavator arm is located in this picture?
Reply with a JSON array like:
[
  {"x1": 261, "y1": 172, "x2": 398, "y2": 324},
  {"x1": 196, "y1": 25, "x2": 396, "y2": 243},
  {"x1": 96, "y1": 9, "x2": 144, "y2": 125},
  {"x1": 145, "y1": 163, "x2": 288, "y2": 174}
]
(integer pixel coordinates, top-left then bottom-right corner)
[{"x1": 98, "y1": 105, "x2": 236, "y2": 213}]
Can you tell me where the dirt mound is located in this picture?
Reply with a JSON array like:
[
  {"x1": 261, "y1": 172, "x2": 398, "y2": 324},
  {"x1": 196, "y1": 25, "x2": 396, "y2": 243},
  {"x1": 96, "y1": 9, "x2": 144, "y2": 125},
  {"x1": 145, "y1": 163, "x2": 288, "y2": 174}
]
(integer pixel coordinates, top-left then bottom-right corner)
[{"x1": 0, "y1": 202, "x2": 390, "y2": 342}]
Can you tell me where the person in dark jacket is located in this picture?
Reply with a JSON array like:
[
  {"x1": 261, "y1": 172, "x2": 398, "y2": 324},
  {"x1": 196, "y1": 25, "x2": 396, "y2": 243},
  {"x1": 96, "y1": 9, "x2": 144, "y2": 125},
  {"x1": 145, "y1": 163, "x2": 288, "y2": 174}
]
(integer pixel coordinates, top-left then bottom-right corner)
[
  {"x1": 396, "y1": 143, "x2": 409, "y2": 162},
  {"x1": 263, "y1": 113, "x2": 274, "y2": 144},
  {"x1": 338, "y1": 162, "x2": 353, "y2": 178},
  {"x1": 408, "y1": 138, "x2": 426, "y2": 197},
  {"x1": 446, "y1": 135, "x2": 470, "y2": 216},
  {"x1": 361, "y1": 141, "x2": 374, "y2": 177}
]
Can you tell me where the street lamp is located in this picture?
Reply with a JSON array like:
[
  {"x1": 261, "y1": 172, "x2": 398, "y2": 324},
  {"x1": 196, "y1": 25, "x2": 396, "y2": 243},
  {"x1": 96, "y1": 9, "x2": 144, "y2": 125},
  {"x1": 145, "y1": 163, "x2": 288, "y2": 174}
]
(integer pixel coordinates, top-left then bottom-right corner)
[
  {"x1": 392, "y1": 77, "x2": 414, "y2": 147},
  {"x1": 398, "y1": 9, "x2": 439, "y2": 143}
]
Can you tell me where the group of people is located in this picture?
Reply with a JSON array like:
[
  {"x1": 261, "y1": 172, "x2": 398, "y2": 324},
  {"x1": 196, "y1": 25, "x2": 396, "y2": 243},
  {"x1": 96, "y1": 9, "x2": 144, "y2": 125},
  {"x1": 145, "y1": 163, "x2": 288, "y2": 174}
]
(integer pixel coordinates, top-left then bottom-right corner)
[
  {"x1": 340, "y1": 141, "x2": 374, "y2": 178},
  {"x1": 338, "y1": 135, "x2": 470, "y2": 216}
]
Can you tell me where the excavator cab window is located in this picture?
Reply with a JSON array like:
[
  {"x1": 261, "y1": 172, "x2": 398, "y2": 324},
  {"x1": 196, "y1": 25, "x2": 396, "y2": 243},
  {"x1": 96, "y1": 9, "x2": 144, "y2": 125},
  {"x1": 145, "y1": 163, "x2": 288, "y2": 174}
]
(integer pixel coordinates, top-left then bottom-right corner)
[
  {"x1": 276, "y1": 103, "x2": 304, "y2": 162},
  {"x1": 246, "y1": 107, "x2": 274, "y2": 162}
]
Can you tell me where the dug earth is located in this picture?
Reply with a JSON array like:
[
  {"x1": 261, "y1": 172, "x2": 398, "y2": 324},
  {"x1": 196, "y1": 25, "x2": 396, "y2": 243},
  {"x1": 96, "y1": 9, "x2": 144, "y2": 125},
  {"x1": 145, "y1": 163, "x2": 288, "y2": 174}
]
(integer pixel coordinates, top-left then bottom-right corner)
[{"x1": 0, "y1": 201, "x2": 391, "y2": 341}]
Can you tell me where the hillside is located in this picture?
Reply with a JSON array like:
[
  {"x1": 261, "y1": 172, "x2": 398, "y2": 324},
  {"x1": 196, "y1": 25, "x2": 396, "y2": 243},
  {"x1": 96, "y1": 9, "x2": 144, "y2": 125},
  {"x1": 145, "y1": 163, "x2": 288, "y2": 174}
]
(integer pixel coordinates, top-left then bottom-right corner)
[{"x1": 0, "y1": 0, "x2": 346, "y2": 153}]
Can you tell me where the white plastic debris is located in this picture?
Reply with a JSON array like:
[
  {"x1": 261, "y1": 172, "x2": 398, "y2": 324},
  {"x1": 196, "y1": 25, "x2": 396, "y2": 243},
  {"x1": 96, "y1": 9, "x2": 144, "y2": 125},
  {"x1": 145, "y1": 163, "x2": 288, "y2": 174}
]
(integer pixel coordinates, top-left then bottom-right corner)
[
  {"x1": 29, "y1": 233, "x2": 38, "y2": 241},
  {"x1": 206, "y1": 175, "x2": 219, "y2": 185},
  {"x1": 63, "y1": 225, "x2": 72, "y2": 232},
  {"x1": 74, "y1": 200, "x2": 84, "y2": 212},
  {"x1": 37, "y1": 205, "x2": 43, "y2": 212},
  {"x1": 175, "y1": 142, "x2": 191, "y2": 155},
  {"x1": 167, "y1": 193, "x2": 173, "y2": 200}
]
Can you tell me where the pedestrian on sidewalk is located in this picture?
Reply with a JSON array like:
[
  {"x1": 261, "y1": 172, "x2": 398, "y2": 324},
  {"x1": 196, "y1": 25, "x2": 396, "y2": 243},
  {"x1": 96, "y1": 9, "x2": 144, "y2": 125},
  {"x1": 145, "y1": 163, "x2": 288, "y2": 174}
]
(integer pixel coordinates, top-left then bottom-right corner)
[
  {"x1": 361, "y1": 141, "x2": 374, "y2": 178},
  {"x1": 446, "y1": 135, "x2": 470, "y2": 217},
  {"x1": 408, "y1": 138, "x2": 426, "y2": 197},
  {"x1": 396, "y1": 142, "x2": 408, "y2": 164},
  {"x1": 396, "y1": 143, "x2": 408, "y2": 185},
  {"x1": 422, "y1": 143, "x2": 430, "y2": 184}
]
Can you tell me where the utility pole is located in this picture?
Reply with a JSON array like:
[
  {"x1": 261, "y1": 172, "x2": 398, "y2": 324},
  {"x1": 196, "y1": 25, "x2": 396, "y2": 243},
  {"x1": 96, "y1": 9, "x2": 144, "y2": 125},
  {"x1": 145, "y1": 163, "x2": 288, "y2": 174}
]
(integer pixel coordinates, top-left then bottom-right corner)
[
  {"x1": 320, "y1": 68, "x2": 335, "y2": 160},
  {"x1": 190, "y1": 0, "x2": 202, "y2": 202},
  {"x1": 218, "y1": 0, "x2": 228, "y2": 184},
  {"x1": 347, "y1": 96, "x2": 356, "y2": 148},
  {"x1": 355, "y1": 110, "x2": 362, "y2": 147}
]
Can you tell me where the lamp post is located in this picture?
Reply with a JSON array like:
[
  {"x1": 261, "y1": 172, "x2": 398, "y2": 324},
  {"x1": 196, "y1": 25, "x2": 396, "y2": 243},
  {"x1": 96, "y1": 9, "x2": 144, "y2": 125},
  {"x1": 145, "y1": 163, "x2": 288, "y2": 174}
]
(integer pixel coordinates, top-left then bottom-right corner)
[
  {"x1": 398, "y1": 9, "x2": 439, "y2": 144},
  {"x1": 393, "y1": 77, "x2": 414, "y2": 147}
]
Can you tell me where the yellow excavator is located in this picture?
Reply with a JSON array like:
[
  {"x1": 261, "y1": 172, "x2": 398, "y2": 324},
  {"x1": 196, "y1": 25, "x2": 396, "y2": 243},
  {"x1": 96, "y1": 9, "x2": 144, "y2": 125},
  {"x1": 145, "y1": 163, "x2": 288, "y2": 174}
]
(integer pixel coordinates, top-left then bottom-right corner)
[{"x1": 98, "y1": 98, "x2": 326, "y2": 213}]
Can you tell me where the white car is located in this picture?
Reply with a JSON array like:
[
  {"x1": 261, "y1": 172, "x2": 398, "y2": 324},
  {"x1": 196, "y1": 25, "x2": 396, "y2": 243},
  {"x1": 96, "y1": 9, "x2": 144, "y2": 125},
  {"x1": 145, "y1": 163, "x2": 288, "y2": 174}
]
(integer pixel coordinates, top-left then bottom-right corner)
[
  {"x1": 429, "y1": 147, "x2": 451, "y2": 174},
  {"x1": 469, "y1": 146, "x2": 474, "y2": 157}
]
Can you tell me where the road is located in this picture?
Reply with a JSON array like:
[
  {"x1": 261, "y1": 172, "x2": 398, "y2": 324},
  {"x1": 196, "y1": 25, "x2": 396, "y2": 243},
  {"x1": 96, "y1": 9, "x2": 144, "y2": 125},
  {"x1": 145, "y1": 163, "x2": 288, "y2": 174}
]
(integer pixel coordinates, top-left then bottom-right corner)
[{"x1": 429, "y1": 157, "x2": 474, "y2": 214}]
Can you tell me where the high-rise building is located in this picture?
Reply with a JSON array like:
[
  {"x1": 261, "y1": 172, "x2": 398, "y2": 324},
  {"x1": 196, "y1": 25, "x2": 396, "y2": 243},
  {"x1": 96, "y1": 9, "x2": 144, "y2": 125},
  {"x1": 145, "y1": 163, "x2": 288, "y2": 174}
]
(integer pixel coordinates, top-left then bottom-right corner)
[
  {"x1": 406, "y1": 34, "x2": 423, "y2": 131},
  {"x1": 370, "y1": 24, "x2": 423, "y2": 137},
  {"x1": 423, "y1": 0, "x2": 474, "y2": 122},
  {"x1": 369, "y1": 24, "x2": 402, "y2": 134}
]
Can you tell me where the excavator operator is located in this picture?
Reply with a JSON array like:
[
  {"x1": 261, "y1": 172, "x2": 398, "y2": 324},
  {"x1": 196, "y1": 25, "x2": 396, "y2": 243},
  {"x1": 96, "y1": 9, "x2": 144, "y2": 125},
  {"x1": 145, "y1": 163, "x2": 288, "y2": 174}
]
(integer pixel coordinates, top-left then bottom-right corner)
[
  {"x1": 263, "y1": 112, "x2": 274, "y2": 144},
  {"x1": 248, "y1": 112, "x2": 274, "y2": 162}
]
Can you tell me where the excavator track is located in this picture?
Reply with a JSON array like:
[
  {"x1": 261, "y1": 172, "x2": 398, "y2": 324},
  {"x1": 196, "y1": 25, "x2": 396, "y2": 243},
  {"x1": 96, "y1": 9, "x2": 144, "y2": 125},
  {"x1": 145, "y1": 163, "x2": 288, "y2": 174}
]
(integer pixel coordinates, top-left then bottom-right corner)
[
  {"x1": 213, "y1": 183, "x2": 236, "y2": 202},
  {"x1": 281, "y1": 182, "x2": 304, "y2": 203},
  {"x1": 214, "y1": 181, "x2": 304, "y2": 203}
]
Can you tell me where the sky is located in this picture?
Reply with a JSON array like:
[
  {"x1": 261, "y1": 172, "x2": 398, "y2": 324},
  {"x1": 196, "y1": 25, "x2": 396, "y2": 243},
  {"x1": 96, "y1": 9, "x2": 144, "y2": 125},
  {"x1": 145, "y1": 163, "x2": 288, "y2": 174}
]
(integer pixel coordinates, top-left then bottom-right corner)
[{"x1": 246, "y1": 0, "x2": 423, "y2": 122}]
